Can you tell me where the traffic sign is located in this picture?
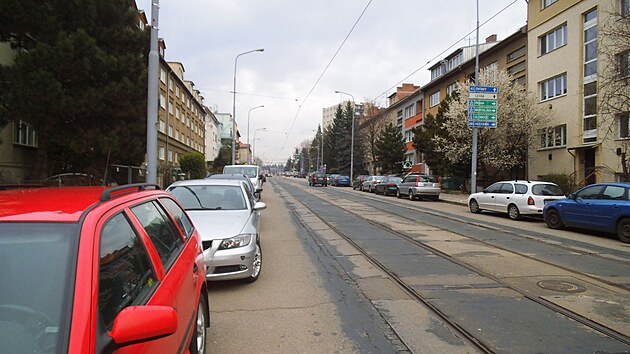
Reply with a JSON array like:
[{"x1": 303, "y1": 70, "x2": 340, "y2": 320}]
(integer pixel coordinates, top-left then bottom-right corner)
[{"x1": 468, "y1": 85, "x2": 498, "y2": 128}]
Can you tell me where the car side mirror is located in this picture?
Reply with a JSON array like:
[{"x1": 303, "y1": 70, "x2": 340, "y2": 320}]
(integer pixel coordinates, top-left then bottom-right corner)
[
  {"x1": 567, "y1": 193, "x2": 575, "y2": 200},
  {"x1": 253, "y1": 201, "x2": 267, "y2": 211},
  {"x1": 109, "y1": 306, "x2": 177, "y2": 348}
]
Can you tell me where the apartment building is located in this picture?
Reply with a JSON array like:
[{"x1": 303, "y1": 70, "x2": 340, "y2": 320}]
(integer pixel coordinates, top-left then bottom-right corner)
[
  {"x1": 322, "y1": 101, "x2": 365, "y2": 130},
  {"x1": 390, "y1": 88, "x2": 424, "y2": 172},
  {"x1": 204, "y1": 107, "x2": 221, "y2": 163},
  {"x1": 527, "y1": 0, "x2": 629, "y2": 185},
  {"x1": 156, "y1": 39, "x2": 207, "y2": 185}
]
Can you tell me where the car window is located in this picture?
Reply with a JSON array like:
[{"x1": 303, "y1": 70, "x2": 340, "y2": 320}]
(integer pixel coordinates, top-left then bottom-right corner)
[
  {"x1": 98, "y1": 213, "x2": 157, "y2": 330},
  {"x1": 601, "y1": 186, "x2": 627, "y2": 200},
  {"x1": 159, "y1": 197, "x2": 194, "y2": 240},
  {"x1": 391, "y1": 177, "x2": 402, "y2": 184},
  {"x1": 575, "y1": 185, "x2": 604, "y2": 200},
  {"x1": 499, "y1": 183, "x2": 514, "y2": 194},
  {"x1": 403, "y1": 176, "x2": 416, "y2": 183},
  {"x1": 514, "y1": 184, "x2": 528, "y2": 194},
  {"x1": 532, "y1": 184, "x2": 564, "y2": 196},
  {"x1": 170, "y1": 185, "x2": 247, "y2": 211},
  {"x1": 418, "y1": 175, "x2": 438, "y2": 183},
  {"x1": 130, "y1": 201, "x2": 184, "y2": 270},
  {"x1": 485, "y1": 183, "x2": 502, "y2": 193}
]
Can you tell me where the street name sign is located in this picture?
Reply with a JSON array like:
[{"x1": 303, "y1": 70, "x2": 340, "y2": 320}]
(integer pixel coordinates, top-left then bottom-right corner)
[{"x1": 468, "y1": 85, "x2": 498, "y2": 128}]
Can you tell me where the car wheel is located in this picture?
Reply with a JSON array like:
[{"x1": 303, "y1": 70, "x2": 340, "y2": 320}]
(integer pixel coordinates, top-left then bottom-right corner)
[
  {"x1": 408, "y1": 190, "x2": 414, "y2": 201},
  {"x1": 616, "y1": 218, "x2": 630, "y2": 243},
  {"x1": 189, "y1": 294, "x2": 208, "y2": 354},
  {"x1": 396, "y1": 189, "x2": 401, "y2": 198},
  {"x1": 507, "y1": 204, "x2": 521, "y2": 220},
  {"x1": 243, "y1": 241, "x2": 262, "y2": 283},
  {"x1": 469, "y1": 199, "x2": 481, "y2": 213},
  {"x1": 545, "y1": 209, "x2": 564, "y2": 229}
]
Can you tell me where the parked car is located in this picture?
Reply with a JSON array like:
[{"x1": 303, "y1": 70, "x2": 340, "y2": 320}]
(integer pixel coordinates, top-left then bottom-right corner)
[
  {"x1": 332, "y1": 175, "x2": 351, "y2": 187},
  {"x1": 362, "y1": 175, "x2": 384, "y2": 193},
  {"x1": 223, "y1": 164, "x2": 264, "y2": 195},
  {"x1": 352, "y1": 175, "x2": 368, "y2": 190},
  {"x1": 543, "y1": 182, "x2": 630, "y2": 243},
  {"x1": 309, "y1": 172, "x2": 328, "y2": 186},
  {"x1": 0, "y1": 184, "x2": 209, "y2": 354},
  {"x1": 208, "y1": 173, "x2": 261, "y2": 199},
  {"x1": 397, "y1": 174, "x2": 440, "y2": 200},
  {"x1": 374, "y1": 175, "x2": 402, "y2": 196},
  {"x1": 468, "y1": 180, "x2": 564, "y2": 220},
  {"x1": 327, "y1": 174, "x2": 339, "y2": 185},
  {"x1": 167, "y1": 178, "x2": 267, "y2": 282}
]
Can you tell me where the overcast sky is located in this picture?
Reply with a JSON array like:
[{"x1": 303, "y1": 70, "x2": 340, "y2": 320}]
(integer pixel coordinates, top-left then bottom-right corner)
[{"x1": 136, "y1": 0, "x2": 527, "y2": 165}]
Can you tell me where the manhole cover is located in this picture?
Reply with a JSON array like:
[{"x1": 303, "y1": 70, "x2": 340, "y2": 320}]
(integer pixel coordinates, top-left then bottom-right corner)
[{"x1": 537, "y1": 280, "x2": 586, "y2": 293}]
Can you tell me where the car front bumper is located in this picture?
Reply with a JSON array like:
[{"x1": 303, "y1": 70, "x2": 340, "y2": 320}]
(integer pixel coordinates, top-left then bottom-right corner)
[{"x1": 203, "y1": 237, "x2": 257, "y2": 281}]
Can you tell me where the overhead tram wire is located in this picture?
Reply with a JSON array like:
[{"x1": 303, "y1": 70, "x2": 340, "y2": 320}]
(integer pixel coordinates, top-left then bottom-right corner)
[
  {"x1": 371, "y1": 0, "x2": 520, "y2": 104},
  {"x1": 281, "y1": 0, "x2": 374, "y2": 151}
]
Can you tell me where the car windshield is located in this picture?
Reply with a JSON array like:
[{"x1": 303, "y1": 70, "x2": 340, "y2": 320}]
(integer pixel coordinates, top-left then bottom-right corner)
[
  {"x1": 168, "y1": 185, "x2": 247, "y2": 211},
  {"x1": 418, "y1": 175, "x2": 438, "y2": 182},
  {"x1": 532, "y1": 184, "x2": 564, "y2": 196},
  {"x1": 0, "y1": 223, "x2": 78, "y2": 354},
  {"x1": 223, "y1": 166, "x2": 258, "y2": 178},
  {"x1": 389, "y1": 177, "x2": 402, "y2": 184}
]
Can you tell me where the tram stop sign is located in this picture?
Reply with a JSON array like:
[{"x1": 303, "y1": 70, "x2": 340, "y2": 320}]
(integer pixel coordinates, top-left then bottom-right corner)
[{"x1": 468, "y1": 85, "x2": 498, "y2": 128}]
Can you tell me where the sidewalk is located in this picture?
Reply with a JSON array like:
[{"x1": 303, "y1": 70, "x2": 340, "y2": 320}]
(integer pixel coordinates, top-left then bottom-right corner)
[{"x1": 439, "y1": 191, "x2": 469, "y2": 206}]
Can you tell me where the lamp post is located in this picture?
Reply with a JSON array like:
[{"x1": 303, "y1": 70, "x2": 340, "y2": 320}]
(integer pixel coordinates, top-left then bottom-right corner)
[
  {"x1": 247, "y1": 105, "x2": 264, "y2": 163},
  {"x1": 232, "y1": 48, "x2": 264, "y2": 165},
  {"x1": 252, "y1": 127, "x2": 267, "y2": 164},
  {"x1": 334, "y1": 90, "x2": 355, "y2": 182}
]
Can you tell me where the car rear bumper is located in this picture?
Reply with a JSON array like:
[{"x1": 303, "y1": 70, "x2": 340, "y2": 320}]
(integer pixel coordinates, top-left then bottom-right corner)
[{"x1": 411, "y1": 187, "x2": 441, "y2": 196}]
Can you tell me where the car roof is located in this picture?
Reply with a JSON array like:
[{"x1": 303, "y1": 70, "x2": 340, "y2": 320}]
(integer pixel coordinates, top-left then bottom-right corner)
[
  {"x1": 495, "y1": 180, "x2": 557, "y2": 185},
  {"x1": 0, "y1": 186, "x2": 108, "y2": 222},
  {"x1": 168, "y1": 179, "x2": 243, "y2": 187},
  {"x1": 207, "y1": 174, "x2": 250, "y2": 180}
]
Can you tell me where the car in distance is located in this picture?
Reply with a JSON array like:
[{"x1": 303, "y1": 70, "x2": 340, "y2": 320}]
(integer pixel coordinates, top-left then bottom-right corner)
[
  {"x1": 0, "y1": 184, "x2": 209, "y2": 354},
  {"x1": 352, "y1": 175, "x2": 368, "y2": 190},
  {"x1": 468, "y1": 180, "x2": 564, "y2": 220},
  {"x1": 374, "y1": 175, "x2": 402, "y2": 196},
  {"x1": 397, "y1": 174, "x2": 440, "y2": 200},
  {"x1": 327, "y1": 173, "x2": 339, "y2": 185},
  {"x1": 543, "y1": 182, "x2": 630, "y2": 243},
  {"x1": 362, "y1": 175, "x2": 384, "y2": 193},
  {"x1": 223, "y1": 164, "x2": 264, "y2": 196},
  {"x1": 167, "y1": 179, "x2": 267, "y2": 282},
  {"x1": 309, "y1": 172, "x2": 328, "y2": 186},
  {"x1": 332, "y1": 175, "x2": 351, "y2": 187}
]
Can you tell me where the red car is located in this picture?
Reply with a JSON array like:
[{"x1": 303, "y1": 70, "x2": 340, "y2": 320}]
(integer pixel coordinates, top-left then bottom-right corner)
[{"x1": 0, "y1": 184, "x2": 209, "y2": 354}]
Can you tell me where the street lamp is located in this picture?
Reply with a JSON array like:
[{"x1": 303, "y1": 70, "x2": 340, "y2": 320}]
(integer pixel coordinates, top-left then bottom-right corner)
[
  {"x1": 247, "y1": 105, "x2": 264, "y2": 163},
  {"x1": 252, "y1": 127, "x2": 267, "y2": 163},
  {"x1": 232, "y1": 48, "x2": 264, "y2": 165},
  {"x1": 334, "y1": 90, "x2": 355, "y2": 182}
]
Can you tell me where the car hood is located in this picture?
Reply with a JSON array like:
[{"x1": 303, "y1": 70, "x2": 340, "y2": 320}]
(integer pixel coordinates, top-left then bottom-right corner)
[{"x1": 186, "y1": 210, "x2": 251, "y2": 240}]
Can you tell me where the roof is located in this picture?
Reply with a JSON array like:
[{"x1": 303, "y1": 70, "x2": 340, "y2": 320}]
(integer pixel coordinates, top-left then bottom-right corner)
[{"x1": 0, "y1": 187, "x2": 108, "y2": 222}]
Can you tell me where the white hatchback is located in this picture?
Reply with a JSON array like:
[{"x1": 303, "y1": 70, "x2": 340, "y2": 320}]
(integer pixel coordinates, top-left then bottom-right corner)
[{"x1": 467, "y1": 180, "x2": 565, "y2": 220}]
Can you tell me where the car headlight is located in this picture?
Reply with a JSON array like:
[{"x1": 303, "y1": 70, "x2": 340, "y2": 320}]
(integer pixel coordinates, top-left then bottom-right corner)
[{"x1": 218, "y1": 234, "x2": 253, "y2": 250}]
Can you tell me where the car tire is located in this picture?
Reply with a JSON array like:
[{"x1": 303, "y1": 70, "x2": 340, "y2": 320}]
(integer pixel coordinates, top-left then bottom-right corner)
[
  {"x1": 545, "y1": 209, "x2": 564, "y2": 229},
  {"x1": 189, "y1": 294, "x2": 208, "y2": 354},
  {"x1": 408, "y1": 190, "x2": 414, "y2": 201},
  {"x1": 243, "y1": 241, "x2": 262, "y2": 283},
  {"x1": 469, "y1": 199, "x2": 481, "y2": 213},
  {"x1": 507, "y1": 204, "x2": 521, "y2": 220},
  {"x1": 616, "y1": 218, "x2": 630, "y2": 243},
  {"x1": 396, "y1": 189, "x2": 401, "y2": 198}
]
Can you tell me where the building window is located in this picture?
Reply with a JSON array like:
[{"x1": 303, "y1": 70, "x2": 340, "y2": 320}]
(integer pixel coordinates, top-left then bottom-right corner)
[
  {"x1": 159, "y1": 120, "x2": 165, "y2": 133},
  {"x1": 13, "y1": 120, "x2": 38, "y2": 147},
  {"x1": 431, "y1": 65, "x2": 446, "y2": 80},
  {"x1": 396, "y1": 110, "x2": 403, "y2": 126},
  {"x1": 404, "y1": 104, "x2": 416, "y2": 119},
  {"x1": 168, "y1": 125, "x2": 173, "y2": 138},
  {"x1": 540, "y1": 24, "x2": 567, "y2": 55},
  {"x1": 618, "y1": 112, "x2": 630, "y2": 138},
  {"x1": 511, "y1": 76, "x2": 527, "y2": 87},
  {"x1": 507, "y1": 61, "x2": 526, "y2": 76},
  {"x1": 159, "y1": 146, "x2": 165, "y2": 160},
  {"x1": 540, "y1": 124, "x2": 567, "y2": 148},
  {"x1": 160, "y1": 68, "x2": 166, "y2": 83},
  {"x1": 542, "y1": 0, "x2": 557, "y2": 9},
  {"x1": 168, "y1": 79, "x2": 173, "y2": 91},
  {"x1": 583, "y1": 9, "x2": 598, "y2": 79},
  {"x1": 583, "y1": 8, "x2": 598, "y2": 143},
  {"x1": 176, "y1": 107, "x2": 181, "y2": 120},
  {"x1": 168, "y1": 101, "x2": 174, "y2": 115},
  {"x1": 484, "y1": 61, "x2": 498, "y2": 73},
  {"x1": 175, "y1": 130, "x2": 179, "y2": 141},
  {"x1": 429, "y1": 91, "x2": 440, "y2": 107},
  {"x1": 446, "y1": 82, "x2": 458, "y2": 96},
  {"x1": 168, "y1": 149, "x2": 173, "y2": 162},
  {"x1": 540, "y1": 73, "x2": 567, "y2": 101},
  {"x1": 404, "y1": 130, "x2": 414, "y2": 143},
  {"x1": 159, "y1": 93, "x2": 166, "y2": 109},
  {"x1": 617, "y1": 50, "x2": 629, "y2": 78},
  {"x1": 175, "y1": 86, "x2": 180, "y2": 98},
  {"x1": 507, "y1": 46, "x2": 526, "y2": 62}
]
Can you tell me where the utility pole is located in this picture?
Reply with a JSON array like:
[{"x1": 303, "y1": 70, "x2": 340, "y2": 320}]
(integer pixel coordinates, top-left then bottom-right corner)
[
  {"x1": 145, "y1": 0, "x2": 159, "y2": 184},
  {"x1": 470, "y1": 0, "x2": 480, "y2": 193}
]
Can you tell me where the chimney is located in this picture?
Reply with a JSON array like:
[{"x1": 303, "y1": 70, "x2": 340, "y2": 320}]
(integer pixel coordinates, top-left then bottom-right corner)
[{"x1": 485, "y1": 34, "x2": 497, "y2": 43}]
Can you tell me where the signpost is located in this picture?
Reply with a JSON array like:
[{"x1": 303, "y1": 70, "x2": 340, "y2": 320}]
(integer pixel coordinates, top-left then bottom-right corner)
[{"x1": 468, "y1": 85, "x2": 498, "y2": 128}]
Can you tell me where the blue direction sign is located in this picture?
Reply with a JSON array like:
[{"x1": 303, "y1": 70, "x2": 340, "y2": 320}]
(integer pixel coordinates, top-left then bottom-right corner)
[
  {"x1": 468, "y1": 85, "x2": 498, "y2": 128},
  {"x1": 469, "y1": 85, "x2": 499, "y2": 93}
]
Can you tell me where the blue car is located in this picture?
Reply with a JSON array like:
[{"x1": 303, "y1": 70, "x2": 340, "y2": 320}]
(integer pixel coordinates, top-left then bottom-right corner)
[
  {"x1": 333, "y1": 175, "x2": 351, "y2": 187},
  {"x1": 543, "y1": 182, "x2": 630, "y2": 243}
]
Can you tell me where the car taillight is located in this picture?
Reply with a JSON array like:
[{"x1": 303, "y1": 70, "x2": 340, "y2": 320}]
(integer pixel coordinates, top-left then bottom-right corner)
[{"x1": 527, "y1": 196, "x2": 534, "y2": 205}]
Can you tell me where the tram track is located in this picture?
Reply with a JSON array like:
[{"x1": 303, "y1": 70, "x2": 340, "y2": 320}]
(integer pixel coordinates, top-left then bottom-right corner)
[{"x1": 276, "y1": 178, "x2": 630, "y2": 352}]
